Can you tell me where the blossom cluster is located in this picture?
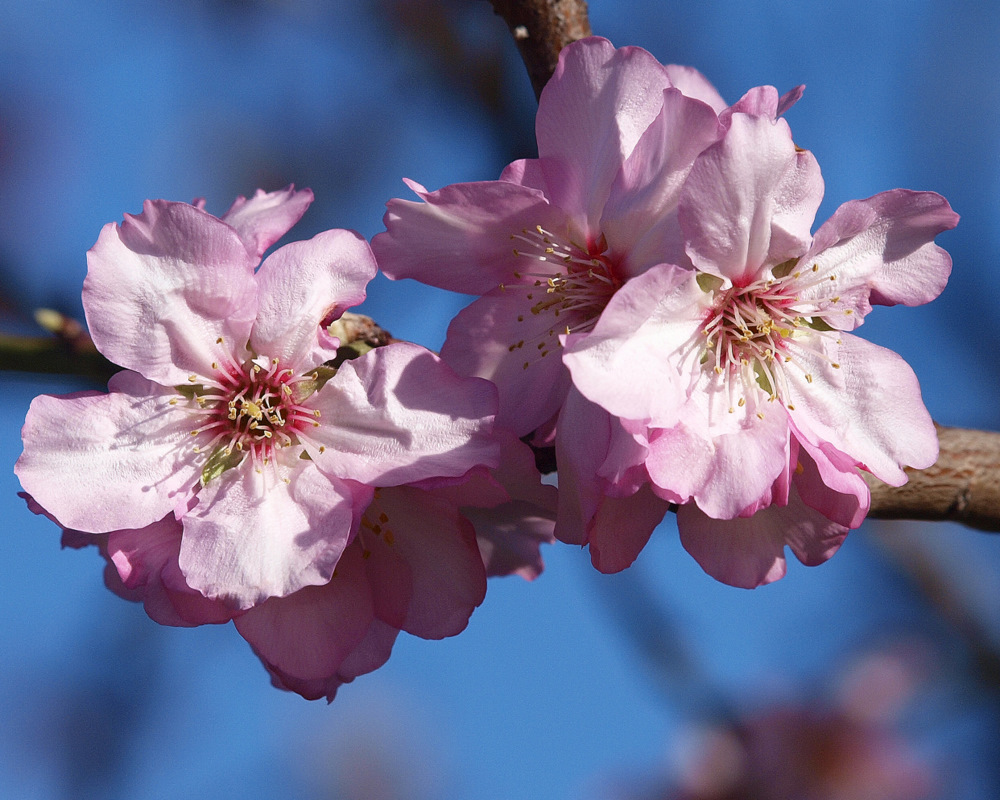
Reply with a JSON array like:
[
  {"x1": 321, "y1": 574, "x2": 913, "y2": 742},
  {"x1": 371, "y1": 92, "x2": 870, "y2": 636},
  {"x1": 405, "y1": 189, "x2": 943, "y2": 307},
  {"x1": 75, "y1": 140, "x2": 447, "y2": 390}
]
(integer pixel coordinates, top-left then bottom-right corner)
[
  {"x1": 16, "y1": 36, "x2": 956, "y2": 699},
  {"x1": 373, "y1": 37, "x2": 957, "y2": 588}
]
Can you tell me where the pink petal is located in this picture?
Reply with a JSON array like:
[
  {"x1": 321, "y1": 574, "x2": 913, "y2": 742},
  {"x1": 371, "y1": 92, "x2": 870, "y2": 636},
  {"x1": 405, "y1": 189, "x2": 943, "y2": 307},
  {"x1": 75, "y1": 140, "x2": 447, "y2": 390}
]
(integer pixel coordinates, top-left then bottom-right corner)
[
  {"x1": 807, "y1": 190, "x2": 958, "y2": 309},
  {"x1": 235, "y1": 542, "x2": 375, "y2": 687},
  {"x1": 679, "y1": 114, "x2": 823, "y2": 283},
  {"x1": 456, "y1": 434, "x2": 556, "y2": 581},
  {"x1": 785, "y1": 334, "x2": 938, "y2": 486},
  {"x1": 441, "y1": 289, "x2": 572, "y2": 435},
  {"x1": 587, "y1": 484, "x2": 671, "y2": 573},
  {"x1": 793, "y1": 434, "x2": 870, "y2": 529},
  {"x1": 678, "y1": 490, "x2": 847, "y2": 588},
  {"x1": 250, "y1": 228, "x2": 377, "y2": 368},
  {"x1": 178, "y1": 464, "x2": 361, "y2": 609},
  {"x1": 553, "y1": 387, "x2": 614, "y2": 545},
  {"x1": 307, "y1": 343, "x2": 500, "y2": 486},
  {"x1": 601, "y1": 88, "x2": 723, "y2": 277},
  {"x1": 220, "y1": 186, "x2": 314, "y2": 260},
  {"x1": 536, "y1": 37, "x2": 673, "y2": 231},
  {"x1": 372, "y1": 178, "x2": 561, "y2": 295},
  {"x1": 363, "y1": 486, "x2": 486, "y2": 639},
  {"x1": 261, "y1": 618, "x2": 400, "y2": 702},
  {"x1": 562, "y1": 264, "x2": 706, "y2": 426},
  {"x1": 107, "y1": 518, "x2": 237, "y2": 627},
  {"x1": 645, "y1": 386, "x2": 791, "y2": 520},
  {"x1": 83, "y1": 200, "x2": 258, "y2": 386},
  {"x1": 664, "y1": 64, "x2": 728, "y2": 112},
  {"x1": 722, "y1": 84, "x2": 804, "y2": 121},
  {"x1": 16, "y1": 372, "x2": 200, "y2": 533}
]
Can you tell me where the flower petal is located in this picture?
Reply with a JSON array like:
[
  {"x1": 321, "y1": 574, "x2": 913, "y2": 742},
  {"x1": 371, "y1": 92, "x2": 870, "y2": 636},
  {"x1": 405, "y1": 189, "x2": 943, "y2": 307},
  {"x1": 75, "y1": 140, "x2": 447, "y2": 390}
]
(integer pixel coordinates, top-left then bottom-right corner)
[
  {"x1": 372, "y1": 178, "x2": 561, "y2": 295},
  {"x1": 601, "y1": 88, "x2": 723, "y2": 276},
  {"x1": 806, "y1": 190, "x2": 958, "y2": 310},
  {"x1": 793, "y1": 434, "x2": 870, "y2": 529},
  {"x1": 220, "y1": 186, "x2": 314, "y2": 260},
  {"x1": 250, "y1": 228, "x2": 377, "y2": 367},
  {"x1": 84, "y1": 200, "x2": 258, "y2": 386},
  {"x1": 678, "y1": 490, "x2": 847, "y2": 588},
  {"x1": 235, "y1": 542, "x2": 375, "y2": 687},
  {"x1": 646, "y1": 397, "x2": 790, "y2": 520},
  {"x1": 107, "y1": 517, "x2": 237, "y2": 627},
  {"x1": 453, "y1": 434, "x2": 556, "y2": 580},
  {"x1": 563, "y1": 264, "x2": 705, "y2": 426},
  {"x1": 663, "y1": 64, "x2": 728, "y2": 112},
  {"x1": 363, "y1": 486, "x2": 486, "y2": 639},
  {"x1": 679, "y1": 113, "x2": 823, "y2": 283},
  {"x1": 441, "y1": 289, "x2": 572, "y2": 435},
  {"x1": 588, "y1": 484, "x2": 671, "y2": 573},
  {"x1": 178, "y1": 463, "x2": 361, "y2": 609},
  {"x1": 536, "y1": 37, "x2": 673, "y2": 231},
  {"x1": 16, "y1": 371, "x2": 200, "y2": 533},
  {"x1": 553, "y1": 387, "x2": 614, "y2": 545},
  {"x1": 308, "y1": 343, "x2": 500, "y2": 486},
  {"x1": 785, "y1": 334, "x2": 938, "y2": 485}
]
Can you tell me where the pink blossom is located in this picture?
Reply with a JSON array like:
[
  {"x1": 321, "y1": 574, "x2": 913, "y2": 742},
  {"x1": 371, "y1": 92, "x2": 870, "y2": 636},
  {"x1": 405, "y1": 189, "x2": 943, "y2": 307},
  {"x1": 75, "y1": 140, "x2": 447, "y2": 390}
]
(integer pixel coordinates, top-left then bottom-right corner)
[
  {"x1": 563, "y1": 111, "x2": 957, "y2": 586},
  {"x1": 16, "y1": 188, "x2": 501, "y2": 610}
]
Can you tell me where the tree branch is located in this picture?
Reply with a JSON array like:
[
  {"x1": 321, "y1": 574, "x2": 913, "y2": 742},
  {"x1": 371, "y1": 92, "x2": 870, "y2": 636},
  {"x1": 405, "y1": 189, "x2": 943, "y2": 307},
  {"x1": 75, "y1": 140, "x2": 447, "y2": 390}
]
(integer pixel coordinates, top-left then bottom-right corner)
[
  {"x1": 865, "y1": 426, "x2": 1000, "y2": 532},
  {"x1": 488, "y1": 0, "x2": 592, "y2": 99}
]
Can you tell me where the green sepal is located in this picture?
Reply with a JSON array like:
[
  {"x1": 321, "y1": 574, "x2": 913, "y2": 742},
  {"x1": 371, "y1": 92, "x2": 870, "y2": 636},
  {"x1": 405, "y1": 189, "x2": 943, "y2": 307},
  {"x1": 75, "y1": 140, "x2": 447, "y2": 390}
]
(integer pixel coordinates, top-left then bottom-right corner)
[
  {"x1": 291, "y1": 365, "x2": 337, "y2": 403},
  {"x1": 753, "y1": 361, "x2": 774, "y2": 395},
  {"x1": 804, "y1": 316, "x2": 836, "y2": 332},
  {"x1": 696, "y1": 272, "x2": 724, "y2": 293},
  {"x1": 200, "y1": 446, "x2": 243, "y2": 486},
  {"x1": 771, "y1": 258, "x2": 799, "y2": 278},
  {"x1": 174, "y1": 383, "x2": 205, "y2": 400}
]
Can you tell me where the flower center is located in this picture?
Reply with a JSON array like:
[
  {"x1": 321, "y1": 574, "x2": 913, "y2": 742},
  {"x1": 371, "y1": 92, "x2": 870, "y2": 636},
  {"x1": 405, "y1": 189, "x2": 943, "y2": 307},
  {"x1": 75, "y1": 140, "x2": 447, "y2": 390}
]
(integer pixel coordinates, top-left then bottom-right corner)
[
  {"x1": 505, "y1": 225, "x2": 622, "y2": 369},
  {"x1": 699, "y1": 267, "x2": 842, "y2": 415},
  {"x1": 175, "y1": 351, "x2": 326, "y2": 482}
]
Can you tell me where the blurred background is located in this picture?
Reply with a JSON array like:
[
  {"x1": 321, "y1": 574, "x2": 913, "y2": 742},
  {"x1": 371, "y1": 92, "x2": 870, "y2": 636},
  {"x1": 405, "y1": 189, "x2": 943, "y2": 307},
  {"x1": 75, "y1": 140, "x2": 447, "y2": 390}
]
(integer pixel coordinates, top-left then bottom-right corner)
[{"x1": 2, "y1": 0, "x2": 999, "y2": 797}]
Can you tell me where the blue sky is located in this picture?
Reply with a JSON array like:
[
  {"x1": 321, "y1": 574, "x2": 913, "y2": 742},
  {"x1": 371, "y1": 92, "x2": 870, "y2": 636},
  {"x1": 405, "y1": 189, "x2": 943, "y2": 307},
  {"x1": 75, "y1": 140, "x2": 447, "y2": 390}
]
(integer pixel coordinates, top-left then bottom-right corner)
[{"x1": 2, "y1": 1, "x2": 999, "y2": 797}]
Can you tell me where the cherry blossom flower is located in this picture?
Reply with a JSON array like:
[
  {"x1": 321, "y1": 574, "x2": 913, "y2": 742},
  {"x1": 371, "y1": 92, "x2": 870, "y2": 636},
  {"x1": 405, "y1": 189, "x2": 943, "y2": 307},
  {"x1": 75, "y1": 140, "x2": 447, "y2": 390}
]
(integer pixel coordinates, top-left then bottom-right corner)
[
  {"x1": 17, "y1": 188, "x2": 501, "y2": 610},
  {"x1": 562, "y1": 111, "x2": 958, "y2": 586}
]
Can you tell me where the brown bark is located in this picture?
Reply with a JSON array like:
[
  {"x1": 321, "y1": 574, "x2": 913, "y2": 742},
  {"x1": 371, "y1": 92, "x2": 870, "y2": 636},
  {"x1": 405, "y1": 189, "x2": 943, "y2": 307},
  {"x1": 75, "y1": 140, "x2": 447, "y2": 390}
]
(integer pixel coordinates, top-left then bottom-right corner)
[
  {"x1": 865, "y1": 425, "x2": 1000, "y2": 532},
  {"x1": 488, "y1": 0, "x2": 592, "y2": 99}
]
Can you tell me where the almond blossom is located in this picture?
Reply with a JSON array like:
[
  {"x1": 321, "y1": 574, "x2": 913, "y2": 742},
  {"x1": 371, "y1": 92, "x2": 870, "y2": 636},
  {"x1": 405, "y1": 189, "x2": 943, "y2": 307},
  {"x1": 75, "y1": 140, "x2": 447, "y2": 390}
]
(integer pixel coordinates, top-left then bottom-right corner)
[
  {"x1": 16, "y1": 188, "x2": 502, "y2": 611},
  {"x1": 562, "y1": 111, "x2": 958, "y2": 586}
]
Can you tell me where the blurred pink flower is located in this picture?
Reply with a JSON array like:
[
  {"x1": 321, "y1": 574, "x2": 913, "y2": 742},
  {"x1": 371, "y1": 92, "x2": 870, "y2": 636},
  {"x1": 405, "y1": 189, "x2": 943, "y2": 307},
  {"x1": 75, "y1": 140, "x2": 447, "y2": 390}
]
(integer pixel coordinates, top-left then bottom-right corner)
[{"x1": 17, "y1": 188, "x2": 501, "y2": 611}]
